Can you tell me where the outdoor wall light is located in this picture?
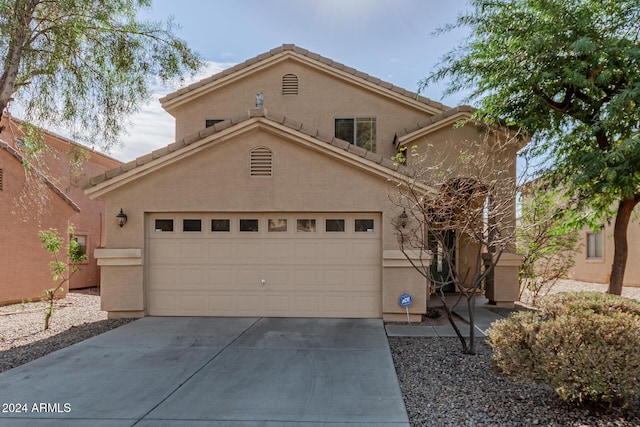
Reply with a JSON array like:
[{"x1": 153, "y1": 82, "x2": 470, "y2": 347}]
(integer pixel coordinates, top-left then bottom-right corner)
[
  {"x1": 399, "y1": 209, "x2": 408, "y2": 229},
  {"x1": 116, "y1": 209, "x2": 128, "y2": 227}
]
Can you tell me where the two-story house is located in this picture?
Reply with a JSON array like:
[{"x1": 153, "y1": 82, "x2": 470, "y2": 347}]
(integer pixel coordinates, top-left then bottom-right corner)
[{"x1": 85, "y1": 45, "x2": 521, "y2": 320}]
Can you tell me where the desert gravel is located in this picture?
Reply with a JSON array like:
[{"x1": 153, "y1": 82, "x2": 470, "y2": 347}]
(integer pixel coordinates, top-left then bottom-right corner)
[
  {"x1": 0, "y1": 288, "x2": 132, "y2": 373},
  {"x1": 2, "y1": 282, "x2": 639, "y2": 426},
  {"x1": 389, "y1": 337, "x2": 640, "y2": 427}
]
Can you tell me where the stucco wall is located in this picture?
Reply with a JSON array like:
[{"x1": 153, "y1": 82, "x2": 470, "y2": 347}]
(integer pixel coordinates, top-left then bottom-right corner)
[
  {"x1": 569, "y1": 216, "x2": 640, "y2": 287},
  {"x1": 171, "y1": 59, "x2": 433, "y2": 162},
  {"x1": 96, "y1": 126, "x2": 430, "y2": 317},
  {"x1": 0, "y1": 150, "x2": 76, "y2": 305}
]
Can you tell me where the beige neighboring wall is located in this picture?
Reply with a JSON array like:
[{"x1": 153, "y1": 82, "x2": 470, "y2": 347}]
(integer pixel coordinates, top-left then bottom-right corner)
[
  {"x1": 0, "y1": 145, "x2": 77, "y2": 305},
  {"x1": 568, "y1": 213, "x2": 640, "y2": 286},
  {"x1": 0, "y1": 116, "x2": 122, "y2": 291}
]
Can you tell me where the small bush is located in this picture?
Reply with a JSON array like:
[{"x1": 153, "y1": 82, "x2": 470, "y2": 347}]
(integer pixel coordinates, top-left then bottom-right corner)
[{"x1": 487, "y1": 292, "x2": 640, "y2": 408}]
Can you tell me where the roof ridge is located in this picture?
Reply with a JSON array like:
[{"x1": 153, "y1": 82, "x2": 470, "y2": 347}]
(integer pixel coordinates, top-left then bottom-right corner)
[
  {"x1": 159, "y1": 44, "x2": 450, "y2": 112},
  {"x1": 0, "y1": 140, "x2": 81, "y2": 212},
  {"x1": 86, "y1": 108, "x2": 414, "y2": 189}
]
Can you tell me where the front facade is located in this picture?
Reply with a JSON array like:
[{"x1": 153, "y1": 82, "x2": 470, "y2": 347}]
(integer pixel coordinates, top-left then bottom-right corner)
[
  {"x1": 87, "y1": 45, "x2": 521, "y2": 320},
  {"x1": 0, "y1": 116, "x2": 122, "y2": 305}
]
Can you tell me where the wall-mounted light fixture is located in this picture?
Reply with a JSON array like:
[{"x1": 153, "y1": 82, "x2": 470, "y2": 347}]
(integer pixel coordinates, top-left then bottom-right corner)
[
  {"x1": 399, "y1": 209, "x2": 408, "y2": 229},
  {"x1": 116, "y1": 209, "x2": 128, "y2": 227}
]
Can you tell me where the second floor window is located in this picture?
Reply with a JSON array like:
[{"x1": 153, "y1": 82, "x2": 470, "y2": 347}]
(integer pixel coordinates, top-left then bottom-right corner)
[{"x1": 335, "y1": 117, "x2": 376, "y2": 152}]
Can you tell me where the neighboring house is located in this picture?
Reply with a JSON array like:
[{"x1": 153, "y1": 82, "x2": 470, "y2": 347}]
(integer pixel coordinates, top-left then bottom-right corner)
[
  {"x1": 0, "y1": 115, "x2": 122, "y2": 305},
  {"x1": 85, "y1": 44, "x2": 521, "y2": 320},
  {"x1": 568, "y1": 216, "x2": 640, "y2": 286}
]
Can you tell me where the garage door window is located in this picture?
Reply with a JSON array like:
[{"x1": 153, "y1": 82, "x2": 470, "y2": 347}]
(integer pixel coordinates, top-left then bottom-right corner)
[
  {"x1": 183, "y1": 219, "x2": 202, "y2": 232},
  {"x1": 297, "y1": 219, "x2": 316, "y2": 232},
  {"x1": 326, "y1": 219, "x2": 345, "y2": 232},
  {"x1": 355, "y1": 219, "x2": 374, "y2": 232},
  {"x1": 155, "y1": 219, "x2": 174, "y2": 232},
  {"x1": 211, "y1": 219, "x2": 230, "y2": 232},
  {"x1": 268, "y1": 219, "x2": 288, "y2": 232},
  {"x1": 240, "y1": 219, "x2": 259, "y2": 232}
]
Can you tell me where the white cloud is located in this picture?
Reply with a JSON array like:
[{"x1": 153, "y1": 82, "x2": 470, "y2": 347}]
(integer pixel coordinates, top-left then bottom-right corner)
[{"x1": 106, "y1": 60, "x2": 233, "y2": 163}]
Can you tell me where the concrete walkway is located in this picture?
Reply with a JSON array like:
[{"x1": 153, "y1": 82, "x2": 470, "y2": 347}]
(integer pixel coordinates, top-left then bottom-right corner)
[
  {"x1": 0, "y1": 317, "x2": 409, "y2": 426},
  {"x1": 385, "y1": 295, "x2": 506, "y2": 338}
]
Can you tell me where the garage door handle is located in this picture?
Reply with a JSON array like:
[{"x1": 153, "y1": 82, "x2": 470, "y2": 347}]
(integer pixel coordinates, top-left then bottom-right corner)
[{"x1": 261, "y1": 279, "x2": 266, "y2": 286}]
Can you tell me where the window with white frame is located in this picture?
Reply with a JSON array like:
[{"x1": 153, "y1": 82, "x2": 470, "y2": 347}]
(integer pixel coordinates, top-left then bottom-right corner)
[
  {"x1": 335, "y1": 117, "x2": 376, "y2": 152},
  {"x1": 587, "y1": 231, "x2": 603, "y2": 260}
]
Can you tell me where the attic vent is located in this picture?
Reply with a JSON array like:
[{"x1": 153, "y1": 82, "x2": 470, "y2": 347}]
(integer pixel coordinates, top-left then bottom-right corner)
[
  {"x1": 0, "y1": 168, "x2": 3, "y2": 191},
  {"x1": 282, "y1": 74, "x2": 298, "y2": 95},
  {"x1": 250, "y1": 147, "x2": 273, "y2": 177}
]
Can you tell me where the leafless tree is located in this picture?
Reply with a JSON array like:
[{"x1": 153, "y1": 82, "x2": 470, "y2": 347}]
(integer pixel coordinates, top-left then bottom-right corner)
[{"x1": 391, "y1": 124, "x2": 522, "y2": 354}]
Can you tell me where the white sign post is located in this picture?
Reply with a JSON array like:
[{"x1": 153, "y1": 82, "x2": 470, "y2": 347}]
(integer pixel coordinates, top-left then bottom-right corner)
[{"x1": 398, "y1": 293, "x2": 413, "y2": 325}]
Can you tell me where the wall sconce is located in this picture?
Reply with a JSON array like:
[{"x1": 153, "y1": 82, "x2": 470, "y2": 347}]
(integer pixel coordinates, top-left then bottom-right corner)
[
  {"x1": 116, "y1": 209, "x2": 128, "y2": 227},
  {"x1": 399, "y1": 209, "x2": 408, "y2": 229}
]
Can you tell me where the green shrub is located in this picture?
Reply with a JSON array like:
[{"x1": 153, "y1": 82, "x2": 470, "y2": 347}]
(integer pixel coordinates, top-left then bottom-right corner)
[{"x1": 487, "y1": 292, "x2": 640, "y2": 408}]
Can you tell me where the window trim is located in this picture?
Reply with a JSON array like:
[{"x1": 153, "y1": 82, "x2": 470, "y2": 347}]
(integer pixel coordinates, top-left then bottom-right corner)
[
  {"x1": 586, "y1": 230, "x2": 603, "y2": 260},
  {"x1": 334, "y1": 117, "x2": 377, "y2": 152}
]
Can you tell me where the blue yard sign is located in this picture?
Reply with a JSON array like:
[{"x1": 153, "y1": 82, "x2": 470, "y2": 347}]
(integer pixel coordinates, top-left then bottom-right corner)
[{"x1": 398, "y1": 293, "x2": 413, "y2": 307}]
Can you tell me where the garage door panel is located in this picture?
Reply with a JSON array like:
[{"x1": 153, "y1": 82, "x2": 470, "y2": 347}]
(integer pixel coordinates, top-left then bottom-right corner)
[
  {"x1": 323, "y1": 269, "x2": 349, "y2": 287},
  {"x1": 352, "y1": 242, "x2": 380, "y2": 262},
  {"x1": 322, "y1": 242, "x2": 350, "y2": 259},
  {"x1": 208, "y1": 241, "x2": 234, "y2": 260},
  {"x1": 180, "y1": 242, "x2": 207, "y2": 262},
  {"x1": 150, "y1": 241, "x2": 178, "y2": 263},
  {"x1": 293, "y1": 269, "x2": 320, "y2": 287},
  {"x1": 148, "y1": 213, "x2": 381, "y2": 318},
  {"x1": 265, "y1": 295, "x2": 290, "y2": 313},
  {"x1": 264, "y1": 242, "x2": 290, "y2": 260},
  {"x1": 237, "y1": 242, "x2": 262, "y2": 260},
  {"x1": 180, "y1": 268, "x2": 205, "y2": 287},
  {"x1": 208, "y1": 268, "x2": 234, "y2": 285},
  {"x1": 293, "y1": 242, "x2": 319, "y2": 259},
  {"x1": 149, "y1": 268, "x2": 178, "y2": 289}
]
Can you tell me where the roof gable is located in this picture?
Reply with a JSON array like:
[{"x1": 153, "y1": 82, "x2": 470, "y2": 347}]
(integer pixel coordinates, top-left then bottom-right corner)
[
  {"x1": 160, "y1": 44, "x2": 448, "y2": 116},
  {"x1": 0, "y1": 141, "x2": 80, "y2": 212},
  {"x1": 85, "y1": 108, "x2": 434, "y2": 199},
  {"x1": 396, "y1": 106, "x2": 476, "y2": 147}
]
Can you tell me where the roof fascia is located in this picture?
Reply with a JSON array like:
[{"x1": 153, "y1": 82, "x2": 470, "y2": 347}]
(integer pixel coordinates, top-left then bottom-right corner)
[
  {"x1": 161, "y1": 51, "x2": 444, "y2": 116},
  {"x1": 397, "y1": 112, "x2": 474, "y2": 147},
  {"x1": 86, "y1": 117, "x2": 434, "y2": 199}
]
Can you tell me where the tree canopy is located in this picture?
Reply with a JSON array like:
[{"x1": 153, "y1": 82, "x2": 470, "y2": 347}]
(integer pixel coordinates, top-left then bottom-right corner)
[
  {"x1": 0, "y1": 0, "x2": 201, "y2": 147},
  {"x1": 423, "y1": 0, "x2": 640, "y2": 294}
]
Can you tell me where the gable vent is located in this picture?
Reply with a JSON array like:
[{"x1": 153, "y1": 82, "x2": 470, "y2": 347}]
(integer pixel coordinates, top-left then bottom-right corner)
[
  {"x1": 282, "y1": 74, "x2": 298, "y2": 95},
  {"x1": 250, "y1": 147, "x2": 273, "y2": 177}
]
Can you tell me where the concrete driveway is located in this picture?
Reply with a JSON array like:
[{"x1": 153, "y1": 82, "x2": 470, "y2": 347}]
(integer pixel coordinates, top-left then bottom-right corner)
[{"x1": 0, "y1": 317, "x2": 409, "y2": 426}]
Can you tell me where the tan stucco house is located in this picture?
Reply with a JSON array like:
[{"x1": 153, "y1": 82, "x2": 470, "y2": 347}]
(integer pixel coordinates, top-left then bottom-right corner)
[
  {"x1": 86, "y1": 44, "x2": 521, "y2": 320},
  {"x1": 0, "y1": 115, "x2": 122, "y2": 305}
]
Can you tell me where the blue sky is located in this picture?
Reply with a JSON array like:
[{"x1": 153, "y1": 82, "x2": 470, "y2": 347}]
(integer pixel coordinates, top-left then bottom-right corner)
[{"x1": 112, "y1": 0, "x2": 471, "y2": 161}]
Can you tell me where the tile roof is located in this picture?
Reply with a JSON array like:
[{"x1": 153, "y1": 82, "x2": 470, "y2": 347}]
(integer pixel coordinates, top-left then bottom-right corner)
[
  {"x1": 396, "y1": 105, "x2": 477, "y2": 139},
  {"x1": 85, "y1": 108, "x2": 415, "y2": 189},
  {"x1": 160, "y1": 44, "x2": 449, "y2": 112},
  {"x1": 0, "y1": 140, "x2": 81, "y2": 212}
]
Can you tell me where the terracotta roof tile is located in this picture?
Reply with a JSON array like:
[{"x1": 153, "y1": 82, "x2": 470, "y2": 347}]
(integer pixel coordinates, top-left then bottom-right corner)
[
  {"x1": 86, "y1": 111, "x2": 417, "y2": 190},
  {"x1": 160, "y1": 44, "x2": 449, "y2": 113}
]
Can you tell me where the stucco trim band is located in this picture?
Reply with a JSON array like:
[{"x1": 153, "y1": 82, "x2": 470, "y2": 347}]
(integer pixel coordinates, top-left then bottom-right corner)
[
  {"x1": 383, "y1": 249, "x2": 432, "y2": 268},
  {"x1": 95, "y1": 248, "x2": 143, "y2": 266}
]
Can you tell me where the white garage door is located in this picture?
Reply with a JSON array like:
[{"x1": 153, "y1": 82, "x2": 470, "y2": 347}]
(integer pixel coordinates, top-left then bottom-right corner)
[{"x1": 147, "y1": 213, "x2": 381, "y2": 317}]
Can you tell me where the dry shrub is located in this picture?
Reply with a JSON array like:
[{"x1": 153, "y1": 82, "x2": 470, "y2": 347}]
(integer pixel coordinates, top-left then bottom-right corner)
[{"x1": 487, "y1": 292, "x2": 640, "y2": 408}]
